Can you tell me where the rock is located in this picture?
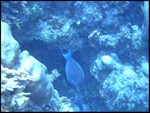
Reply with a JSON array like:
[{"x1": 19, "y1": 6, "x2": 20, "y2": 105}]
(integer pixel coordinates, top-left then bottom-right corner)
[
  {"x1": 50, "y1": 89, "x2": 73, "y2": 111},
  {"x1": 90, "y1": 52, "x2": 121, "y2": 83},
  {"x1": 141, "y1": 61, "x2": 148, "y2": 75},
  {"x1": 140, "y1": 57, "x2": 149, "y2": 76},
  {"x1": 1, "y1": 21, "x2": 20, "y2": 67},
  {"x1": 1, "y1": 21, "x2": 71, "y2": 110},
  {"x1": 19, "y1": 50, "x2": 53, "y2": 106},
  {"x1": 101, "y1": 65, "x2": 148, "y2": 111},
  {"x1": 10, "y1": 8, "x2": 19, "y2": 14},
  {"x1": 101, "y1": 55, "x2": 113, "y2": 65},
  {"x1": 19, "y1": 50, "x2": 47, "y2": 81}
]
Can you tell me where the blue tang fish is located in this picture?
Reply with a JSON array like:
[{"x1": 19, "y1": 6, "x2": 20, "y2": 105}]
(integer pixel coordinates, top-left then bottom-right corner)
[{"x1": 63, "y1": 49, "x2": 85, "y2": 92}]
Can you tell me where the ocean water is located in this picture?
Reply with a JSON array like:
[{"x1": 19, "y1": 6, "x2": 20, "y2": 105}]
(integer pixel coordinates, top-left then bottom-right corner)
[{"x1": 1, "y1": 1, "x2": 149, "y2": 112}]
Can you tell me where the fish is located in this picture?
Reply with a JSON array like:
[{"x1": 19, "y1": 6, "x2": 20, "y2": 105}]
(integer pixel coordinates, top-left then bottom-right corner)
[
  {"x1": 63, "y1": 49, "x2": 85, "y2": 111},
  {"x1": 63, "y1": 49, "x2": 85, "y2": 92}
]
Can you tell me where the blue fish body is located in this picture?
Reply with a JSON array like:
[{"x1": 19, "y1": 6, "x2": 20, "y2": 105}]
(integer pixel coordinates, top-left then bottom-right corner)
[
  {"x1": 63, "y1": 49, "x2": 84, "y2": 111},
  {"x1": 63, "y1": 49, "x2": 85, "y2": 91}
]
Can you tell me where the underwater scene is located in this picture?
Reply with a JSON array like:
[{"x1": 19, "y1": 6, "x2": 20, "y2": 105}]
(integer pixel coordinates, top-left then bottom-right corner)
[{"x1": 1, "y1": 1, "x2": 149, "y2": 112}]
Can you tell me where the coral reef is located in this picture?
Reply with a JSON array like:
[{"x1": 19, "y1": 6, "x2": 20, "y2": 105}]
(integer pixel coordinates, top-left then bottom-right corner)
[
  {"x1": 90, "y1": 52, "x2": 149, "y2": 111},
  {"x1": 1, "y1": 21, "x2": 73, "y2": 112},
  {"x1": 18, "y1": 50, "x2": 53, "y2": 106},
  {"x1": 1, "y1": 1, "x2": 149, "y2": 112},
  {"x1": 1, "y1": 65, "x2": 31, "y2": 111},
  {"x1": 1, "y1": 21, "x2": 20, "y2": 67},
  {"x1": 88, "y1": 24, "x2": 143, "y2": 51},
  {"x1": 101, "y1": 65, "x2": 148, "y2": 111},
  {"x1": 90, "y1": 52, "x2": 121, "y2": 84}
]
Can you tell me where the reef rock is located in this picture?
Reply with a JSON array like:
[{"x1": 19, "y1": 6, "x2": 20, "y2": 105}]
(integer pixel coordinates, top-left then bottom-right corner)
[
  {"x1": 1, "y1": 21, "x2": 53, "y2": 108},
  {"x1": 90, "y1": 52, "x2": 121, "y2": 84},
  {"x1": 101, "y1": 65, "x2": 148, "y2": 111},
  {"x1": 18, "y1": 50, "x2": 53, "y2": 106},
  {"x1": 19, "y1": 50, "x2": 47, "y2": 81},
  {"x1": 1, "y1": 21, "x2": 20, "y2": 67}
]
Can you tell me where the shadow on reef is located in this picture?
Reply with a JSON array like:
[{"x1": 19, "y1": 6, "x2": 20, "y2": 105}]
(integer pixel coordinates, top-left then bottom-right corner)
[{"x1": 20, "y1": 39, "x2": 65, "y2": 73}]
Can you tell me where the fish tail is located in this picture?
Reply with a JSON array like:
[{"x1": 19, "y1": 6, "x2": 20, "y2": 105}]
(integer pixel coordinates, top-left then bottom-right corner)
[
  {"x1": 75, "y1": 91, "x2": 84, "y2": 111},
  {"x1": 77, "y1": 98, "x2": 83, "y2": 111},
  {"x1": 63, "y1": 49, "x2": 72, "y2": 60}
]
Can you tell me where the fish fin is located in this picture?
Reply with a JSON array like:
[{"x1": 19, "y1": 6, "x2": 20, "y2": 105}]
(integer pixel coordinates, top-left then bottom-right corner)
[
  {"x1": 63, "y1": 49, "x2": 72, "y2": 60},
  {"x1": 75, "y1": 93, "x2": 83, "y2": 111},
  {"x1": 77, "y1": 98, "x2": 83, "y2": 111}
]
